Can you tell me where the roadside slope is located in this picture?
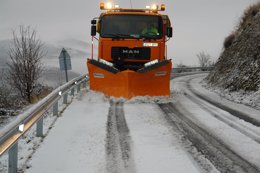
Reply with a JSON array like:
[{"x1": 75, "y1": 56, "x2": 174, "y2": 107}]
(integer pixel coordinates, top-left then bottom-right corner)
[{"x1": 206, "y1": 3, "x2": 260, "y2": 91}]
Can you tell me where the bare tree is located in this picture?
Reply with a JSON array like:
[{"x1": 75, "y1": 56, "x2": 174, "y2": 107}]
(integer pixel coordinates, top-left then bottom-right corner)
[
  {"x1": 197, "y1": 51, "x2": 211, "y2": 68},
  {"x1": 7, "y1": 26, "x2": 45, "y2": 103}
]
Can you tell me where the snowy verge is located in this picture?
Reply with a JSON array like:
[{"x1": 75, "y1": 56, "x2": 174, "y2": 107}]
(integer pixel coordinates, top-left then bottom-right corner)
[
  {"x1": 202, "y1": 80, "x2": 260, "y2": 110},
  {"x1": 170, "y1": 73, "x2": 260, "y2": 124}
]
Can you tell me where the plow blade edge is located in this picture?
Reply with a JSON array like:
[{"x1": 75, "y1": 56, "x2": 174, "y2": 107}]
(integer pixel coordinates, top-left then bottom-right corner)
[{"x1": 87, "y1": 59, "x2": 172, "y2": 99}]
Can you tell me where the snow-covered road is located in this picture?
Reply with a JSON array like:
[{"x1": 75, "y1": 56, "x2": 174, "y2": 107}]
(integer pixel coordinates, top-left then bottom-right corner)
[
  {"x1": 24, "y1": 73, "x2": 260, "y2": 173},
  {"x1": 168, "y1": 74, "x2": 260, "y2": 172}
]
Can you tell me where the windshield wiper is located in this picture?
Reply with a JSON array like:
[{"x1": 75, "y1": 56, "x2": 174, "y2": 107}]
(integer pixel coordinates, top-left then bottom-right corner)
[
  {"x1": 140, "y1": 34, "x2": 158, "y2": 40},
  {"x1": 103, "y1": 33, "x2": 131, "y2": 39},
  {"x1": 103, "y1": 33, "x2": 120, "y2": 38},
  {"x1": 117, "y1": 33, "x2": 131, "y2": 38}
]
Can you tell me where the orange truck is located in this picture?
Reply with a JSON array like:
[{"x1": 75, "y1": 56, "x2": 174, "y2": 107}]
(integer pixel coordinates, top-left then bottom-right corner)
[{"x1": 87, "y1": 2, "x2": 172, "y2": 99}]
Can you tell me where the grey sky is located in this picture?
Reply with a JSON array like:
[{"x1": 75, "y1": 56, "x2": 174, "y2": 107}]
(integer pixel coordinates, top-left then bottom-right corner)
[{"x1": 0, "y1": 0, "x2": 259, "y2": 66}]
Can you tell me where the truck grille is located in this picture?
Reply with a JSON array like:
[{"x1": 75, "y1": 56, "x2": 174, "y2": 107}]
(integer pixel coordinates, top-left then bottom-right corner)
[{"x1": 111, "y1": 47, "x2": 150, "y2": 61}]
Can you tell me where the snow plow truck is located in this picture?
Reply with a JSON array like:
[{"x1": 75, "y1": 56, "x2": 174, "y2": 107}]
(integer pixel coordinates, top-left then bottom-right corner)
[{"x1": 87, "y1": 2, "x2": 173, "y2": 99}]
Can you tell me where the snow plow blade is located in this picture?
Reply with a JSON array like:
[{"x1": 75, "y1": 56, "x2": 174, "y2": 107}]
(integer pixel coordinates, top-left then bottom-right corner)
[{"x1": 87, "y1": 59, "x2": 172, "y2": 99}]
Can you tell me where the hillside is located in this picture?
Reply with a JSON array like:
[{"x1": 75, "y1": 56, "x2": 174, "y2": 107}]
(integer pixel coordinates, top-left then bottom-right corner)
[
  {"x1": 40, "y1": 67, "x2": 80, "y2": 88},
  {"x1": 0, "y1": 38, "x2": 90, "y2": 74},
  {"x1": 206, "y1": 3, "x2": 260, "y2": 92},
  {"x1": 0, "y1": 38, "x2": 88, "y2": 91}
]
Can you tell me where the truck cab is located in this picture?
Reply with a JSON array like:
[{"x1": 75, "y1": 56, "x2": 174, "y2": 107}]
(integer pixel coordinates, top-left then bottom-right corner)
[
  {"x1": 87, "y1": 3, "x2": 173, "y2": 98},
  {"x1": 92, "y1": 4, "x2": 172, "y2": 71}
]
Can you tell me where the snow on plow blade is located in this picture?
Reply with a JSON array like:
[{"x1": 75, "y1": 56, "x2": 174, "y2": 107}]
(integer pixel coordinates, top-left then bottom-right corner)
[{"x1": 87, "y1": 59, "x2": 172, "y2": 99}]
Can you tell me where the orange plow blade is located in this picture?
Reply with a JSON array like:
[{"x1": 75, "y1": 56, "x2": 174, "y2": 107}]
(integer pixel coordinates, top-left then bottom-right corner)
[{"x1": 87, "y1": 59, "x2": 172, "y2": 99}]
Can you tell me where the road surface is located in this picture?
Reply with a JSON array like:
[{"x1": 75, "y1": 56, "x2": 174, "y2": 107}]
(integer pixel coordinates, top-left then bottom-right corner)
[{"x1": 24, "y1": 74, "x2": 260, "y2": 173}]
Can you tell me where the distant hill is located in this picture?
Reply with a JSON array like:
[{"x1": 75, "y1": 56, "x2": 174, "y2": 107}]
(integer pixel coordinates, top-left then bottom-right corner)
[
  {"x1": 44, "y1": 38, "x2": 90, "y2": 60},
  {"x1": 206, "y1": 2, "x2": 260, "y2": 91},
  {"x1": 0, "y1": 38, "x2": 90, "y2": 68},
  {"x1": 0, "y1": 38, "x2": 90, "y2": 87},
  {"x1": 40, "y1": 67, "x2": 81, "y2": 88}
]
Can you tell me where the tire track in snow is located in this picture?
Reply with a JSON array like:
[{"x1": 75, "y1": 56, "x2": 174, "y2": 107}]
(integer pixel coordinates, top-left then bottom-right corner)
[
  {"x1": 106, "y1": 100, "x2": 136, "y2": 173},
  {"x1": 159, "y1": 103, "x2": 260, "y2": 173}
]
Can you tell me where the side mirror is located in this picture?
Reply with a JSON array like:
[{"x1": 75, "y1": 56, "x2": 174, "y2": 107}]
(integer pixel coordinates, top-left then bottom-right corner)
[
  {"x1": 91, "y1": 25, "x2": 96, "y2": 36},
  {"x1": 167, "y1": 27, "x2": 172, "y2": 38},
  {"x1": 91, "y1": 19, "x2": 96, "y2": 25}
]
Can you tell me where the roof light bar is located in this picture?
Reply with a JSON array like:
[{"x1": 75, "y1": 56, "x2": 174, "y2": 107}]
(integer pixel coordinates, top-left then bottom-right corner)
[
  {"x1": 100, "y1": 2, "x2": 105, "y2": 10},
  {"x1": 161, "y1": 4, "x2": 165, "y2": 11},
  {"x1": 100, "y1": 2, "x2": 166, "y2": 11},
  {"x1": 151, "y1": 4, "x2": 158, "y2": 10},
  {"x1": 100, "y1": 2, "x2": 120, "y2": 10},
  {"x1": 145, "y1": 3, "x2": 166, "y2": 11},
  {"x1": 106, "y1": 2, "x2": 113, "y2": 9}
]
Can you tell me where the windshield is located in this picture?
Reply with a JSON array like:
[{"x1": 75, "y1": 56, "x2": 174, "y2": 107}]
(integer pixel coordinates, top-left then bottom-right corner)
[{"x1": 100, "y1": 14, "x2": 163, "y2": 39}]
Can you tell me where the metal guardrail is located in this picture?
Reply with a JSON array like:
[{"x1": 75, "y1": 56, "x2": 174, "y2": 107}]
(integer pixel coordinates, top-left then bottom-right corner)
[
  {"x1": 170, "y1": 71, "x2": 209, "y2": 79},
  {"x1": 170, "y1": 66, "x2": 212, "y2": 79},
  {"x1": 0, "y1": 74, "x2": 88, "y2": 173},
  {"x1": 172, "y1": 66, "x2": 214, "y2": 72}
]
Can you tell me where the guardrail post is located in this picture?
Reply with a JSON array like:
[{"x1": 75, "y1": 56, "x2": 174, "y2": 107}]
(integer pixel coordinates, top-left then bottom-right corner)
[
  {"x1": 53, "y1": 102, "x2": 58, "y2": 116},
  {"x1": 83, "y1": 80, "x2": 87, "y2": 89},
  {"x1": 63, "y1": 93, "x2": 68, "y2": 104},
  {"x1": 36, "y1": 117, "x2": 44, "y2": 137},
  {"x1": 77, "y1": 84, "x2": 80, "y2": 93},
  {"x1": 71, "y1": 87, "x2": 75, "y2": 96},
  {"x1": 8, "y1": 142, "x2": 18, "y2": 173}
]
